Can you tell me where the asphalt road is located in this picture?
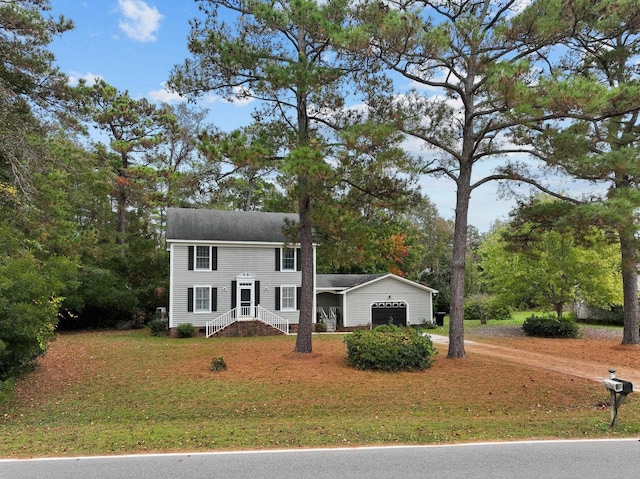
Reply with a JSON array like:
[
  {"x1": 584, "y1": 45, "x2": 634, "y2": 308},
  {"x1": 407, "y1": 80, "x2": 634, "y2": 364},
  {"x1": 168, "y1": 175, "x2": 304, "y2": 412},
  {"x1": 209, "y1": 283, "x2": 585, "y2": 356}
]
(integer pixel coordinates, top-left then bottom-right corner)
[{"x1": 1, "y1": 439, "x2": 639, "y2": 479}]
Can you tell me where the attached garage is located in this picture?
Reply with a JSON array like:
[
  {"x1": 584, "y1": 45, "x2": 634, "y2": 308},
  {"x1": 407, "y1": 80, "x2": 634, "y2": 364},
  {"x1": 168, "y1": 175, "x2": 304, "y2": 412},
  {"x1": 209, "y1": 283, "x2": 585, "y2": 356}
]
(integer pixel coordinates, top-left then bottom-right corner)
[
  {"x1": 371, "y1": 301, "x2": 407, "y2": 327},
  {"x1": 316, "y1": 273, "x2": 437, "y2": 329}
]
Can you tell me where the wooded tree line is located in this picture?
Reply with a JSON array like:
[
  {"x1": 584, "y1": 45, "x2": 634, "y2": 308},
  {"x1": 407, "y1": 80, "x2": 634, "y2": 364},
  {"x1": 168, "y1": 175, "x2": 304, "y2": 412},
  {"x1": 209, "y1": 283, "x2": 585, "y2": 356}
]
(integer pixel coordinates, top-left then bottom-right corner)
[{"x1": 1, "y1": 0, "x2": 639, "y2": 389}]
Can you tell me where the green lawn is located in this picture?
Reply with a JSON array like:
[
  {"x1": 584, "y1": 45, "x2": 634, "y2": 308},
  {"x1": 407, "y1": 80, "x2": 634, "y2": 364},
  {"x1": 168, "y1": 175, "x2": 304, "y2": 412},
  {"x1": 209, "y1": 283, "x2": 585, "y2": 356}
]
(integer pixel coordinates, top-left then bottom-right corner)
[{"x1": 428, "y1": 310, "x2": 624, "y2": 337}]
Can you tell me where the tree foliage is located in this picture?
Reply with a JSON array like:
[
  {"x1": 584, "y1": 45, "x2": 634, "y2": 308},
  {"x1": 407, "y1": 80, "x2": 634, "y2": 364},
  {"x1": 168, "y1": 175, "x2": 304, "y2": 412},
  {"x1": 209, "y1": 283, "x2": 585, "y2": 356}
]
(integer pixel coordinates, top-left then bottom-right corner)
[
  {"x1": 0, "y1": 1, "x2": 78, "y2": 393},
  {"x1": 479, "y1": 209, "x2": 623, "y2": 318},
  {"x1": 506, "y1": 0, "x2": 640, "y2": 343},
  {"x1": 170, "y1": 0, "x2": 414, "y2": 353},
  {"x1": 76, "y1": 79, "x2": 177, "y2": 252},
  {"x1": 349, "y1": 0, "x2": 571, "y2": 357},
  {"x1": 0, "y1": 0, "x2": 73, "y2": 196},
  {"x1": 0, "y1": 224, "x2": 77, "y2": 386}
]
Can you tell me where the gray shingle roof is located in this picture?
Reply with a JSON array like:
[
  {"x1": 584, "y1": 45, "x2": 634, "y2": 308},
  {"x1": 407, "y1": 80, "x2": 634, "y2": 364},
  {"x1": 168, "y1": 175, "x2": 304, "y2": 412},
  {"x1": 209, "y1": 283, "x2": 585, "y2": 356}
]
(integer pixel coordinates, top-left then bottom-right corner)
[
  {"x1": 317, "y1": 273, "x2": 438, "y2": 294},
  {"x1": 166, "y1": 208, "x2": 299, "y2": 243},
  {"x1": 316, "y1": 274, "x2": 386, "y2": 289}
]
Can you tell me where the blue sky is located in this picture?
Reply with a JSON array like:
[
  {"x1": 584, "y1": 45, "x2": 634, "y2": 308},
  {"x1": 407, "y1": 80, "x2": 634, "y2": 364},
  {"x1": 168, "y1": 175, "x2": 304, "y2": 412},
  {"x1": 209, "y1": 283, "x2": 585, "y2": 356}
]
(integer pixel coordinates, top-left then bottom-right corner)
[
  {"x1": 49, "y1": 0, "x2": 253, "y2": 130},
  {"x1": 47, "y1": 0, "x2": 530, "y2": 232}
]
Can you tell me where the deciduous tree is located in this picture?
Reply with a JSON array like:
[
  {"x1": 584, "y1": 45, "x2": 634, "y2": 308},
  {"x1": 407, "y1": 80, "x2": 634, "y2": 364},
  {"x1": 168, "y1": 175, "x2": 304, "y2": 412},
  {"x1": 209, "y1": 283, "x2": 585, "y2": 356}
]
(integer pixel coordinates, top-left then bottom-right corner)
[{"x1": 479, "y1": 214, "x2": 623, "y2": 318}]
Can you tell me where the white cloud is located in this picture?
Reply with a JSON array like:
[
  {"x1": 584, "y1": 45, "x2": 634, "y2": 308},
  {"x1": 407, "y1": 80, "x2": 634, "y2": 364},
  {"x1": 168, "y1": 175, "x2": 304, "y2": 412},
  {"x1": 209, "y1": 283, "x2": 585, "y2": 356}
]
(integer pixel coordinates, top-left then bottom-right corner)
[
  {"x1": 67, "y1": 71, "x2": 104, "y2": 86},
  {"x1": 148, "y1": 84, "x2": 185, "y2": 103},
  {"x1": 117, "y1": 0, "x2": 163, "y2": 43}
]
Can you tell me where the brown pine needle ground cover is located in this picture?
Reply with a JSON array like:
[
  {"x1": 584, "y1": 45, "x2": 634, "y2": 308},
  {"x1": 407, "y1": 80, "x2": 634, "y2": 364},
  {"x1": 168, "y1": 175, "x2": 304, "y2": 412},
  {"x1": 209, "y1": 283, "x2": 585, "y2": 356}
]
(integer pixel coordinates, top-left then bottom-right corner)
[{"x1": 1, "y1": 327, "x2": 639, "y2": 459}]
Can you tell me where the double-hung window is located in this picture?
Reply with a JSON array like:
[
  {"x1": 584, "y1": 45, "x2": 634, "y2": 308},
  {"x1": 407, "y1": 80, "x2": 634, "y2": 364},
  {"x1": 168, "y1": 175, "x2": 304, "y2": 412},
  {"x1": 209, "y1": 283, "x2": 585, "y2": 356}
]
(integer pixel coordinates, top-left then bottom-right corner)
[
  {"x1": 188, "y1": 286, "x2": 217, "y2": 312},
  {"x1": 189, "y1": 245, "x2": 217, "y2": 271},
  {"x1": 195, "y1": 286, "x2": 210, "y2": 312},
  {"x1": 281, "y1": 285, "x2": 296, "y2": 311},
  {"x1": 282, "y1": 247, "x2": 296, "y2": 271},
  {"x1": 195, "y1": 246, "x2": 210, "y2": 270}
]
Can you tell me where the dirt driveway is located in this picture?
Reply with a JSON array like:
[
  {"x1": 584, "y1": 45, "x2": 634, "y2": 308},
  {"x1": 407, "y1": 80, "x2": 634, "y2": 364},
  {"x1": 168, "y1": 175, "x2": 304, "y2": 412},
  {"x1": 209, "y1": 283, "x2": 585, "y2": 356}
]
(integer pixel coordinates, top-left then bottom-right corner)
[{"x1": 430, "y1": 327, "x2": 640, "y2": 386}]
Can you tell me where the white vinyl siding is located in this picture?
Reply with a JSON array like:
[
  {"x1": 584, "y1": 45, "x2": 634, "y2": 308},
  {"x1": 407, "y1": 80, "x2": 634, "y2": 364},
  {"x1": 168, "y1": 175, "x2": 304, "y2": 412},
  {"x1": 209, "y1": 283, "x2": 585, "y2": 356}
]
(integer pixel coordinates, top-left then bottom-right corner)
[
  {"x1": 169, "y1": 243, "x2": 305, "y2": 329},
  {"x1": 342, "y1": 277, "x2": 433, "y2": 328}
]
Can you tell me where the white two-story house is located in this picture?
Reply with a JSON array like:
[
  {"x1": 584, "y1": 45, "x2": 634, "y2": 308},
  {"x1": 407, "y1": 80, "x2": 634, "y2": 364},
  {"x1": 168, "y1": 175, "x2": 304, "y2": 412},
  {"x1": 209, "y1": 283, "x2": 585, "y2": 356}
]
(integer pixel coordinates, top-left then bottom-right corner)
[
  {"x1": 166, "y1": 208, "x2": 437, "y2": 337},
  {"x1": 166, "y1": 208, "x2": 310, "y2": 337}
]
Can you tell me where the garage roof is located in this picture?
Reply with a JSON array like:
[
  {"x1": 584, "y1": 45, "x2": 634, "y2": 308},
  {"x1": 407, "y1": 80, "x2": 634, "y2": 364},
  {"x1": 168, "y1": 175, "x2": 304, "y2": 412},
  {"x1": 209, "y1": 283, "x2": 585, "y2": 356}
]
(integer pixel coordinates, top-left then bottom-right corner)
[{"x1": 317, "y1": 273, "x2": 437, "y2": 293}]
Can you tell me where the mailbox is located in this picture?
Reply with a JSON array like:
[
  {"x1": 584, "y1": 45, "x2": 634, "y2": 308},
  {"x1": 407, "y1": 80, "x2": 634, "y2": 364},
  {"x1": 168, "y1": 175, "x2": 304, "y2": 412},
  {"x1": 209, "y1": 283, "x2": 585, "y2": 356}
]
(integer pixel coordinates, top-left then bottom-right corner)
[
  {"x1": 603, "y1": 370, "x2": 633, "y2": 427},
  {"x1": 603, "y1": 379, "x2": 633, "y2": 393},
  {"x1": 615, "y1": 379, "x2": 632, "y2": 393},
  {"x1": 604, "y1": 379, "x2": 623, "y2": 392}
]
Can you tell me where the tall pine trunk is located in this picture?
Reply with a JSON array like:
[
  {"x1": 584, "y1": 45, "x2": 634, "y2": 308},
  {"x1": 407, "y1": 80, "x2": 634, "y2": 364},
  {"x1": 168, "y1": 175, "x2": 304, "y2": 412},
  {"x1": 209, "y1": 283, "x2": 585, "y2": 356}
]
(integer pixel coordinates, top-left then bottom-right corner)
[
  {"x1": 448, "y1": 168, "x2": 472, "y2": 358},
  {"x1": 294, "y1": 185, "x2": 314, "y2": 353},
  {"x1": 619, "y1": 229, "x2": 639, "y2": 344}
]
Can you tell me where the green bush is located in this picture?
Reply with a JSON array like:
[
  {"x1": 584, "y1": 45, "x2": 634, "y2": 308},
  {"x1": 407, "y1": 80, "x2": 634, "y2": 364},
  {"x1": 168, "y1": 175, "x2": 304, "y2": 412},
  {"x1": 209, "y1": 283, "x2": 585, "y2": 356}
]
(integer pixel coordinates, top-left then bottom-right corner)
[
  {"x1": 0, "y1": 236, "x2": 76, "y2": 386},
  {"x1": 344, "y1": 324, "x2": 437, "y2": 371},
  {"x1": 176, "y1": 323, "x2": 195, "y2": 338},
  {"x1": 148, "y1": 319, "x2": 167, "y2": 336},
  {"x1": 60, "y1": 267, "x2": 138, "y2": 329},
  {"x1": 522, "y1": 314, "x2": 579, "y2": 338},
  {"x1": 415, "y1": 320, "x2": 438, "y2": 330},
  {"x1": 464, "y1": 294, "x2": 513, "y2": 321},
  {"x1": 210, "y1": 356, "x2": 227, "y2": 372},
  {"x1": 463, "y1": 296, "x2": 484, "y2": 320}
]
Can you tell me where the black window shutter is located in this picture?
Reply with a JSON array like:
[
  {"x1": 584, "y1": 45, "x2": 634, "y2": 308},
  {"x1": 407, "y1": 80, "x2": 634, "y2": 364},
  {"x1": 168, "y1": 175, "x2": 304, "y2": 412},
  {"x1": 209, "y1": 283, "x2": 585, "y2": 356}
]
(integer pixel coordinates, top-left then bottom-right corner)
[
  {"x1": 255, "y1": 281, "x2": 260, "y2": 305},
  {"x1": 275, "y1": 248, "x2": 281, "y2": 271},
  {"x1": 296, "y1": 248, "x2": 301, "y2": 271},
  {"x1": 231, "y1": 281, "x2": 237, "y2": 309},
  {"x1": 188, "y1": 246, "x2": 194, "y2": 270},
  {"x1": 275, "y1": 287, "x2": 280, "y2": 310},
  {"x1": 211, "y1": 247, "x2": 218, "y2": 270},
  {"x1": 211, "y1": 287, "x2": 217, "y2": 312},
  {"x1": 296, "y1": 287, "x2": 301, "y2": 310},
  {"x1": 187, "y1": 287, "x2": 194, "y2": 312}
]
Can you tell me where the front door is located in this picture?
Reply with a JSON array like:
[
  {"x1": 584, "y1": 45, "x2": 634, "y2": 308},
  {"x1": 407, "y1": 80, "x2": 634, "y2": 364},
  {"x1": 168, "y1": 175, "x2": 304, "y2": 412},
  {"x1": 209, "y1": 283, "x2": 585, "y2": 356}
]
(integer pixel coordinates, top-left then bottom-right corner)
[{"x1": 238, "y1": 281, "x2": 254, "y2": 318}]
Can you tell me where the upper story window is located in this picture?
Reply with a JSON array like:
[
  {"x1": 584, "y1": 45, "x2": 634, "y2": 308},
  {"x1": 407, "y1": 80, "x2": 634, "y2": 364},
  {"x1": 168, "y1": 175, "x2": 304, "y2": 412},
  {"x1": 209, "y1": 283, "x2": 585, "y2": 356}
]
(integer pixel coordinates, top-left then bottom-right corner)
[
  {"x1": 282, "y1": 247, "x2": 296, "y2": 271},
  {"x1": 195, "y1": 246, "x2": 210, "y2": 270},
  {"x1": 188, "y1": 246, "x2": 217, "y2": 271}
]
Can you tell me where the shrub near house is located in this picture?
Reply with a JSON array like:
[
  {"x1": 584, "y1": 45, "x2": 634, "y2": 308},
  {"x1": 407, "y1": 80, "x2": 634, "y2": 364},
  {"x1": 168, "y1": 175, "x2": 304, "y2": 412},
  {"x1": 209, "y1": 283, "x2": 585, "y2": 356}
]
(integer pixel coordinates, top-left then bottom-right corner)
[{"x1": 344, "y1": 325, "x2": 437, "y2": 371}]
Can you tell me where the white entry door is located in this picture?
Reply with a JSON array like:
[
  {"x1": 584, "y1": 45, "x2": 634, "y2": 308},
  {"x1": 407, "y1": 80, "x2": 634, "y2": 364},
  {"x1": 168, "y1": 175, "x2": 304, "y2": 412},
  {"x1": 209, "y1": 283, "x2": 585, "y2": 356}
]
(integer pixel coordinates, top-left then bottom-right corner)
[{"x1": 237, "y1": 280, "x2": 254, "y2": 318}]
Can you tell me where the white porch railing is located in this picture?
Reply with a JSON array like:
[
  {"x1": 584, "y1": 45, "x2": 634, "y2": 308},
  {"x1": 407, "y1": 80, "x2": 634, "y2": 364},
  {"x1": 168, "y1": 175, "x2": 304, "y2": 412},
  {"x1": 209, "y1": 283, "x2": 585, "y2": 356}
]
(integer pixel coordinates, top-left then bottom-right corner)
[
  {"x1": 206, "y1": 306, "x2": 289, "y2": 337},
  {"x1": 256, "y1": 305, "x2": 289, "y2": 335},
  {"x1": 206, "y1": 308, "x2": 237, "y2": 337},
  {"x1": 317, "y1": 307, "x2": 337, "y2": 332}
]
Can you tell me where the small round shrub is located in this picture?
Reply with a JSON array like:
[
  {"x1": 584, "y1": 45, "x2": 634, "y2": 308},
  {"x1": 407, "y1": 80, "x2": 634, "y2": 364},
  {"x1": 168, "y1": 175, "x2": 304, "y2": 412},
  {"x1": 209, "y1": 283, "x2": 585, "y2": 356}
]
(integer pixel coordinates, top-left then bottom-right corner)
[
  {"x1": 522, "y1": 314, "x2": 579, "y2": 338},
  {"x1": 344, "y1": 324, "x2": 437, "y2": 371},
  {"x1": 148, "y1": 319, "x2": 167, "y2": 336},
  {"x1": 176, "y1": 322, "x2": 195, "y2": 338},
  {"x1": 210, "y1": 356, "x2": 227, "y2": 372}
]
